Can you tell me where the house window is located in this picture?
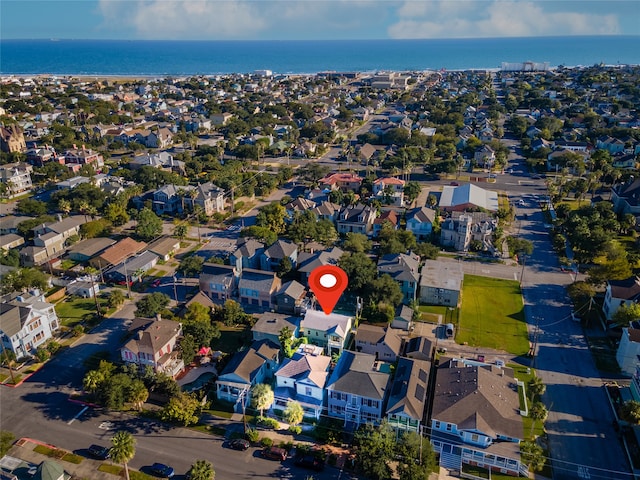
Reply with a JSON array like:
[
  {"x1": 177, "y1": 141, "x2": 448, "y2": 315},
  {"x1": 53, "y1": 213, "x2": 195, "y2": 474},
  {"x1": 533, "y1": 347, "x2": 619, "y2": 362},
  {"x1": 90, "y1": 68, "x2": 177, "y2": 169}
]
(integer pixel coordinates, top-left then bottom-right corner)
[
  {"x1": 305, "y1": 387, "x2": 312, "y2": 396},
  {"x1": 445, "y1": 424, "x2": 452, "y2": 431},
  {"x1": 434, "y1": 421, "x2": 441, "y2": 429},
  {"x1": 471, "y1": 434, "x2": 479, "y2": 442}
]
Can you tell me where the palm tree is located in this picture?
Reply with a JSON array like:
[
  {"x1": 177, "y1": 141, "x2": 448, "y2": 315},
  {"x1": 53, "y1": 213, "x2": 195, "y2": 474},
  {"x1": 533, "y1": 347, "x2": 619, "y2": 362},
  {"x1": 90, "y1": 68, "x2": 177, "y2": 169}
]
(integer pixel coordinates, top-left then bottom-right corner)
[
  {"x1": 188, "y1": 460, "x2": 215, "y2": 480},
  {"x1": 83, "y1": 369, "x2": 103, "y2": 395},
  {"x1": 108, "y1": 289, "x2": 125, "y2": 309},
  {"x1": 110, "y1": 431, "x2": 136, "y2": 480},
  {"x1": 128, "y1": 380, "x2": 149, "y2": 411},
  {"x1": 250, "y1": 383, "x2": 274, "y2": 418},
  {"x1": 133, "y1": 268, "x2": 146, "y2": 283},
  {"x1": 527, "y1": 376, "x2": 546, "y2": 401}
]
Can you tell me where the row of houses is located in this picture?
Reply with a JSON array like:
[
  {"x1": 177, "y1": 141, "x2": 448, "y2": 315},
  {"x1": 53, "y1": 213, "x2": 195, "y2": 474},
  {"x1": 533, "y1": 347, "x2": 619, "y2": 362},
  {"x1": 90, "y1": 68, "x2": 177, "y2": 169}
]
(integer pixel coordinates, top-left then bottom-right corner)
[{"x1": 208, "y1": 306, "x2": 527, "y2": 477}]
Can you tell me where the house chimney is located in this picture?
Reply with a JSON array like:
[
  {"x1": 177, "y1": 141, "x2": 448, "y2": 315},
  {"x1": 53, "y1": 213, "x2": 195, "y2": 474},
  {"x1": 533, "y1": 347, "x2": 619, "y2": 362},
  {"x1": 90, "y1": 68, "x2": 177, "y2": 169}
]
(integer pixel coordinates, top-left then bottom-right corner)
[
  {"x1": 138, "y1": 330, "x2": 144, "y2": 340},
  {"x1": 156, "y1": 313, "x2": 162, "y2": 322}
]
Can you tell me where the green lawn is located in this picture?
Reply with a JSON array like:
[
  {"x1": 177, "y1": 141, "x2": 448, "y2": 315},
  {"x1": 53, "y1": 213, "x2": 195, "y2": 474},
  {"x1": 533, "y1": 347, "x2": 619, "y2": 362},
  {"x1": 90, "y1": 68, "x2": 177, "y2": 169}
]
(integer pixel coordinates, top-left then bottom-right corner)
[
  {"x1": 418, "y1": 305, "x2": 457, "y2": 323},
  {"x1": 458, "y1": 275, "x2": 529, "y2": 356},
  {"x1": 55, "y1": 295, "x2": 115, "y2": 328},
  {"x1": 210, "y1": 325, "x2": 252, "y2": 355}
]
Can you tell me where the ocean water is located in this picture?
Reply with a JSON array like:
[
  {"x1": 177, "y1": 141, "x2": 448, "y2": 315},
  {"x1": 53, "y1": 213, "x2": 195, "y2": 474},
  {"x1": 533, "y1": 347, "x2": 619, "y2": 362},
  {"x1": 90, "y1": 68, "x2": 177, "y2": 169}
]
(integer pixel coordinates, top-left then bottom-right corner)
[{"x1": 1, "y1": 36, "x2": 639, "y2": 76}]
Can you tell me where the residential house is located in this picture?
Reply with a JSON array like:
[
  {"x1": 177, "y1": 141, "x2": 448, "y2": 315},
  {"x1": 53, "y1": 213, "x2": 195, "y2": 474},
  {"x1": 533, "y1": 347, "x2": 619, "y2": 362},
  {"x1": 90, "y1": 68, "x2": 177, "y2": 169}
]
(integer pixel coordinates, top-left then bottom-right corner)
[
  {"x1": 555, "y1": 140, "x2": 588, "y2": 152},
  {"x1": 0, "y1": 233, "x2": 25, "y2": 251},
  {"x1": 19, "y1": 245, "x2": 49, "y2": 267},
  {"x1": 251, "y1": 312, "x2": 300, "y2": 346},
  {"x1": 320, "y1": 173, "x2": 363, "y2": 192},
  {"x1": 616, "y1": 320, "x2": 640, "y2": 376},
  {"x1": 260, "y1": 239, "x2": 298, "y2": 272},
  {"x1": 274, "y1": 344, "x2": 331, "y2": 420},
  {"x1": 152, "y1": 184, "x2": 191, "y2": 215},
  {"x1": 355, "y1": 324, "x2": 403, "y2": 362},
  {"x1": 420, "y1": 260, "x2": 464, "y2": 306},
  {"x1": 440, "y1": 212, "x2": 496, "y2": 253},
  {"x1": 147, "y1": 236, "x2": 181, "y2": 262},
  {"x1": 284, "y1": 197, "x2": 317, "y2": 220},
  {"x1": 199, "y1": 263, "x2": 238, "y2": 303},
  {"x1": 54, "y1": 176, "x2": 91, "y2": 190},
  {"x1": 26, "y1": 145, "x2": 61, "y2": 166},
  {"x1": 439, "y1": 184, "x2": 498, "y2": 212},
  {"x1": 430, "y1": 362, "x2": 525, "y2": 477},
  {"x1": 67, "y1": 237, "x2": 116, "y2": 263},
  {"x1": 311, "y1": 201, "x2": 341, "y2": 222},
  {"x1": 0, "y1": 162, "x2": 33, "y2": 198},
  {"x1": 238, "y1": 268, "x2": 281, "y2": 310},
  {"x1": 612, "y1": 153, "x2": 637, "y2": 170},
  {"x1": 612, "y1": 178, "x2": 640, "y2": 215},
  {"x1": 326, "y1": 351, "x2": 391, "y2": 426},
  {"x1": 373, "y1": 177, "x2": 405, "y2": 206},
  {"x1": 372, "y1": 210, "x2": 398, "y2": 237},
  {"x1": 297, "y1": 247, "x2": 344, "y2": 283},
  {"x1": 186, "y1": 182, "x2": 225, "y2": 215},
  {"x1": 386, "y1": 357, "x2": 431, "y2": 433},
  {"x1": 0, "y1": 125, "x2": 27, "y2": 153},
  {"x1": 120, "y1": 316, "x2": 184, "y2": 378},
  {"x1": 404, "y1": 336, "x2": 434, "y2": 361},
  {"x1": 300, "y1": 309, "x2": 353, "y2": 356},
  {"x1": 33, "y1": 215, "x2": 85, "y2": 241},
  {"x1": 0, "y1": 289, "x2": 60, "y2": 359},
  {"x1": 392, "y1": 304, "x2": 414, "y2": 331},
  {"x1": 33, "y1": 231, "x2": 65, "y2": 260},
  {"x1": 210, "y1": 112, "x2": 234, "y2": 126},
  {"x1": 129, "y1": 151, "x2": 185, "y2": 173},
  {"x1": 215, "y1": 339, "x2": 280, "y2": 407},
  {"x1": 0, "y1": 215, "x2": 23, "y2": 235},
  {"x1": 336, "y1": 204, "x2": 377, "y2": 235},
  {"x1": 90, "y1": 237, "x2": 147, "y2": 270},
  {"x1": 597, "y1": 135, "x2": 626, "y2": 154},
  {"x1": 377, "y1": 252, "x2": 420, "y2": 304},
  {"x1": 105, "y1": 251, "x2": 159, "y2": 283},
  {"x1": 405, "y1": 207, "x2": 436, "y2": 241},
  {"x1": 229, "y1": 238, "x2": 265, "y2": 273},
  {"x1": 603, "y1": 275, "x2": 640, "y2": 321},
  {"x1": 275, "y1": 280, "x2": 307, "y2": 315},
  {"x1": 63, "y1": 147, "x2": 104, "y2": 169},
  {"x1": 66, "y1": 280, "x2": 99, "y2": 299},
  {"x1": 357, "y1": 143, "x2": 377, "y2": 164},
  {"x1": 474, "y1": 145, "x2": 495, "y2": 167}
]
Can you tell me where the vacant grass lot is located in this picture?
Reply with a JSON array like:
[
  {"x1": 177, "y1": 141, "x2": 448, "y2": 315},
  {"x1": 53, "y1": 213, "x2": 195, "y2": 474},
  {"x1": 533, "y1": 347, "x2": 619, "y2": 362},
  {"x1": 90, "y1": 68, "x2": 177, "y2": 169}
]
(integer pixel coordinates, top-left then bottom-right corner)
[
  {"x1": 55, "y1": 295, "x2": 114, "y2": 328},
  {"x1": 210, "y1": 325, "x2": 252, "y2": 355},
  {"x1": 458, "y1": 275, "x2": 529, "y2": 356}
]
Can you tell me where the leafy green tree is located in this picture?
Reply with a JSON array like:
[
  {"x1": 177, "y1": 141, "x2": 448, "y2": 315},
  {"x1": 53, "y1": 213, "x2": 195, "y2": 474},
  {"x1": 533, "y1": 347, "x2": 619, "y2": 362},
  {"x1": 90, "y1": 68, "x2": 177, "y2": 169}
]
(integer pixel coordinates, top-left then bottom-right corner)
[
  {"x1": 354, "y1": 421, "x2": 394, "y2": 480},
  {"x1": 0, "y1": 430, "x2": 15, "y2": 457},
  {"x1": 396, "y1": 431, "x2": 437, "y2": 480},
  {"x1": 255, "y1": 202, "x2": 287, "y2": 234},
  {"x1": 108, "y1": 289, "x2": 125, "y2": 309},
  {"x1": 342, "y1": 233, "x2": 372, "y2": 253},
  {"x1": 16, "y1": 198, "x2": 48, "y2": 216},
  {"x1": 251, "y1": 383, "x2": 274, "y2": 417},
  {"x1": 567, "y1": 281, "x2": 595, "y2": 304},
  {"x1": 620, "y1": 400, "x2": 640, "y2": 425},
  {"x1": 110, "y1": 431, "x2": 136, "y2": 480},
  {"x1": 17, "y1": 215, "x2": 55, "y2": 239},
  {"x1": 220, "y1": 299, "x2": 251, "y2": 327},
  {"x1": 135, "y1": 207, "x2": 163, "y2": 241},
  {"x1": 188, "y1": 460, "x2": 215, "y2": 480},
  {"x1": 339, "y1": 252, "x2": 377, "y2": 294},
  {"x1": 239, "y1": 226, "x2": 277, "y2": 245},
  {"x1": 520, "y1": 441, "x2": 545, "y2": 472},
  {"x1": 403, "y1": 181, "x2": 422, "y2": 205},
  {"x1": 179, "y1": 334, "x2": 198, "y2": 365},
  {"x1": 370, "y1": 274, "x2": 403, "y2": 306},
  {"x1": 161, "y1": 392, "x2": 201, "y2": 426},
  {"x1": 0, "y1": 248, "x2": 20, "y2": 267},
  {"x1": 414, "y1": 242, "x2": 439, "y2": 259},
  {"x1": 127, "y1": 379, "x2": 149, "y2": 411},
  {"x1": 277, "y1": 257, "x2": 293, "y2": 278},
  {"x1": 283, "y1": 400, "x2": 304, "y2": 427},
  {"x1": 506, "y1": 236, "x2": 534, "y2": 256},
  {"x1": 278, "y1": 327, "x2": 294, "y2": 358},
  {"x1": 135, "y1": 292, "x2": 171, "y2": 318},
  {"x1": 104, "y1": 202, "x2": 130, "y2": 226},
  {"x1": 613, "y1": 303, "x2": 640, "y2": 328},
  {"x1": 80, "y1": 218, "x2": 112, "y2": 238},
  {"x1": 178, "y1": 255, "x2": 205, "y2": 277},
  {"x1": 1, "y1": 268, "x2": 49, "y2": 294},
  {"x1": 173, "y1": 223, "x2": 188, "y2": 239}
]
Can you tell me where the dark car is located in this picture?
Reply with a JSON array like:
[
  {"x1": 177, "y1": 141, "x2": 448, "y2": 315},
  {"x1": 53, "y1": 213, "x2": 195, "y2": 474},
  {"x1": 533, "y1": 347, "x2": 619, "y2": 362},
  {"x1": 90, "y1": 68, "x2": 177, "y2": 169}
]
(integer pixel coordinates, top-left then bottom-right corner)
[
  {"x1": 262, "y1": 446, "x2": 287, "y2": 461},
  {"x1": 229, "y1": 439, "x2": 250, "y2": 451},
  {"x1": 87, "y1": 444, "x2": 110, "y2": 460},
  {"x1": 150, "y1": 463, "x2": 175, "y2": 478},
  {"x1": 294, "y1": 454, "x2": 324, "y2": 471}
]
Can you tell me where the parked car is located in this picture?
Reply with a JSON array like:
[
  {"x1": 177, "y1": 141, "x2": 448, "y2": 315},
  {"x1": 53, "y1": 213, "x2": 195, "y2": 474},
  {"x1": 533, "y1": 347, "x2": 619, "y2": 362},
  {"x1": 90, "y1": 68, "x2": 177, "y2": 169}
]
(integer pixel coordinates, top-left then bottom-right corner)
[
  {"x1": 150, "y1": 463, "x2": 175, "y2": 478},
  {"x1": 87, "y1": 444, "x2": 110, "y2": 460},
  {"x1": 229, "y1": 439, "x2": 250, "y2": 451},
  {"x1": 262, "y1": 446, "x2": 287, "y2": 461},
  {"x1": 294, "y1": 454, "x2": 324, "y2": 471},
  {"x1": 151, "y1": 278, "x2": 162, "y2": 287}
]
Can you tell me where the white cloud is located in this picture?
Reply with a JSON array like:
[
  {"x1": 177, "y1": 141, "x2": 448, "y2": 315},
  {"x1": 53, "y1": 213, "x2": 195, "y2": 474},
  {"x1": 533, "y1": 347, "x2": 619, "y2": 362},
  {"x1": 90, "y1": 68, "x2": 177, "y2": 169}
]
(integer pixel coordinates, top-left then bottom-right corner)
[{"x1": 388, "y1": 0, "x2": 621, "y2": 39}]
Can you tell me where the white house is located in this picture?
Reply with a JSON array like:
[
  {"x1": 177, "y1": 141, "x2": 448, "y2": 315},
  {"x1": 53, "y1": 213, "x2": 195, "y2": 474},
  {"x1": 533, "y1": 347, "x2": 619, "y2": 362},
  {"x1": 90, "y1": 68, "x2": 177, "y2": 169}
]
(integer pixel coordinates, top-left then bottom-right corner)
[
  {"x1": 0, "y1": 289, "x2": 60, "y2": 359},
  {"x1": 300, "y1": 309, "x2": 353, "y2": 356},
  {"x1": 616, "y1": 321, "x2": 640, "y2": 376},
  {"x1": 273, "y1": 344, "x2": 330, "y2": 419},
  {"x1": 372, "y1": 177, "x2": 405, "y2": 206},
  {"x1": 603, "y1": 276, "x2": 640, "y2": 321}
]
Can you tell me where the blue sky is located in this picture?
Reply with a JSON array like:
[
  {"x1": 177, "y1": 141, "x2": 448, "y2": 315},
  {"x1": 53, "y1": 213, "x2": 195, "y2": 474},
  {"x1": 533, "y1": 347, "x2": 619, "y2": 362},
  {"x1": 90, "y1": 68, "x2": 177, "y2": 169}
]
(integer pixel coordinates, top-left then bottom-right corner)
[{"x1": 2, "y1": 1, "x2": 639, "y2": 40}]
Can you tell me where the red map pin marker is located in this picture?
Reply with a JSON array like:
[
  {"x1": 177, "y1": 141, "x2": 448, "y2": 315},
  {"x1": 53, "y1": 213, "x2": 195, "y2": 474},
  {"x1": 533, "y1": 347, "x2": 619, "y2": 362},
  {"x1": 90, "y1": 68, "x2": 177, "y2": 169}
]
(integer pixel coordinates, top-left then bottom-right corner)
[{"x1": 308, "y1": 265, "x2": 348, "y2": 316}]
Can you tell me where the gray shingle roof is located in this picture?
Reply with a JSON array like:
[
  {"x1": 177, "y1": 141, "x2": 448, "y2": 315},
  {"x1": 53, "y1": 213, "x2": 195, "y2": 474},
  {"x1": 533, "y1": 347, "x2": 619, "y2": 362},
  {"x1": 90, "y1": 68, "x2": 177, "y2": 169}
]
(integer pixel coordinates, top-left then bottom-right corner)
[
  {"x1": 439, "y1": 183, "x2": 498, "y2": 211},
  {"x1": 327, "y1": 351, "x2": 390, "y2": 400},
  {"x1": 386, "y1": 357, "x2": 431, "y2": 420},
  {"x1": 377, "y1": 252, "x2": 420, "y2": 283}
]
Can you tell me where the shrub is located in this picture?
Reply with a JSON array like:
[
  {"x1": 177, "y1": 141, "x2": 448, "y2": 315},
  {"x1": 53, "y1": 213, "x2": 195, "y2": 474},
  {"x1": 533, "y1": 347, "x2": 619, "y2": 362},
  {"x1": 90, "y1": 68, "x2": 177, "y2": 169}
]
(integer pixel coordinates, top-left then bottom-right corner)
[
  {"x1": 246, "y1": 428, "x2": 260, "y2": 443},
  {"x1": 279, "y1": 441, "x2": 294, "y2": 452},
  {"x1": 72, "y1": 325, "x2": 84, "y2": 337},
  {"x1": 256, "y1": 417, "x2": 280, "y2": 430},
  {"x1": 46, "y1": 341, "x2": 61, "y2": 355},
  {"x1": 260, "y1": 437, "x2": 273, "y2": 448},
  {"x1": 288, "y1": 425, "x2": 302, "y2": 435},
  {"x1": 35, "y1": 348, "x2": 50, "y2": 362}
]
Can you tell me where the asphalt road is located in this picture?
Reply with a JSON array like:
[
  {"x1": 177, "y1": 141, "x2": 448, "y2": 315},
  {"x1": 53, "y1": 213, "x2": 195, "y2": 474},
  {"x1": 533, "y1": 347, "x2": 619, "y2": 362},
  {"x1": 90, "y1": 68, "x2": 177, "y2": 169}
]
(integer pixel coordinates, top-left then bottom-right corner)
[{"x1": 517, "y1": 205, "x2": 631, "y2": 480}]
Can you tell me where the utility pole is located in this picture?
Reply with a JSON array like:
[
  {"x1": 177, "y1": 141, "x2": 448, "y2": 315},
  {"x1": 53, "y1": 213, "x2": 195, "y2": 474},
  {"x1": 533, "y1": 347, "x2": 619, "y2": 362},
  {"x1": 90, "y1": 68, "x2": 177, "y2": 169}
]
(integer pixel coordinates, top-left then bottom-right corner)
[
  {"x1": 123, "y1": 257, "x2": 132, "y2": 299},
  {"x1": 173, "y1": 276, "x2": 178, "y2": 304},
  {"x1": 519, "y1": 254, "x2": 526, "y2": 288},
  {"x1": 1, "y1": 342, "x2": 15, "y2": 384}
]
